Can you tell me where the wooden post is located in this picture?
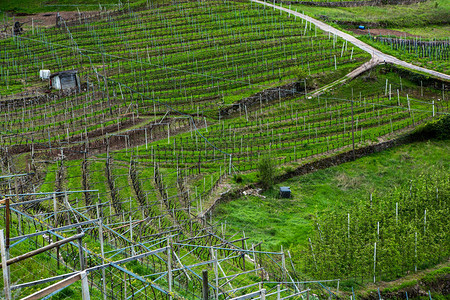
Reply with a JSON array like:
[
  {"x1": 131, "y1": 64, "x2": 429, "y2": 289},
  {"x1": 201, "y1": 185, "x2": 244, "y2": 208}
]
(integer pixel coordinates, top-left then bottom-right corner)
[
  {"x1": 21, "y1": 271, "x2": 88, "y2": 300},
  {"x1": 202, "y1": 270, "x2": 209, "y2": 300},
  {"x1": 214, "y1": 249, "x2": 219, "y2": 300},
  {"x1": 80, "y1": 271, "x2": 90, "y2": 300},
  {"x1": 1, "y1": 230, "x2": 11, "y2": 300},
  {"x1": 261, "y1": 288, "x2": 266, "y2": 300},
  {"x1": 78, "y1": 233, "x2": 85, "y2": 271},
  {"x1": 1, "y1": 233, "x2": 84, "y2": 268}
]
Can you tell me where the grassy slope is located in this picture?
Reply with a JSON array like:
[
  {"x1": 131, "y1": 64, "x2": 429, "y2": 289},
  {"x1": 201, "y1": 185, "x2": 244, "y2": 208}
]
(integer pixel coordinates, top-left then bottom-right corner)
[
  {"x1": 214, "y1": 139, "x2": 450, "y2": 251},
  {"x1": 291, "y1": 0, "x2": 449, "y2": 29},
  {"x1": 391, "y1": 25, "x2": 450, "y2": 39},
  {"x1": 286, "y1": 0, "x2": 450, "y2": 73}
]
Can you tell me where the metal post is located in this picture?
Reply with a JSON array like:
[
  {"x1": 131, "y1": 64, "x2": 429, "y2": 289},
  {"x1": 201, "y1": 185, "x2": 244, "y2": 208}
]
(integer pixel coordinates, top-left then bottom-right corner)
[
  {"x1": 214, "y1": 249, "x2": 219, "y2": 300},
  {"x1": 168, "y1": 237, "x2": 172, "y2": 300},
  {"x1": 98, "y1": 217, "x2": 106, "y2": 300}
]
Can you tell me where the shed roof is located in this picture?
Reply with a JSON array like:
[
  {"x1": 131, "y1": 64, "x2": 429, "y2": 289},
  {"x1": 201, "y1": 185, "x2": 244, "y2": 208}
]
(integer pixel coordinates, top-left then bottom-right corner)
[{"x1": 50, "y1": 70, "x2": 78, "y2": 78}]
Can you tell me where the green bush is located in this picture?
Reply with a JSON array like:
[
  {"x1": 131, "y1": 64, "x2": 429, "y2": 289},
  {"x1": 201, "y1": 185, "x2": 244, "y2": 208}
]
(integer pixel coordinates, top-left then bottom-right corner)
[
  {"x1": 257, "y1": 156, "x2": 276, "y2": 189},
  {"x1": 233, "y1": 174, "x2": 243, "y2": 183},
  {"x1": 411, "y1": 115, "x2": 450, "y2": 140}
]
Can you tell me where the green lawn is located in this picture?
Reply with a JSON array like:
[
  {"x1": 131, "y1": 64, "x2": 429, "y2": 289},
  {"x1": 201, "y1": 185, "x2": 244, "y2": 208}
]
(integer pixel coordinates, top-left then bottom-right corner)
[{"x1": 214, "y1": 139, "x2": 450, "y2": 251}]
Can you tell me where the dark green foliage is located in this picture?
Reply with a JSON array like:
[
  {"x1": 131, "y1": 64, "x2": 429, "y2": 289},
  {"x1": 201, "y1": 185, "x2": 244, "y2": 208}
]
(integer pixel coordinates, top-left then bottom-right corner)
[
  {"x1": 302, "y1": 171, "x2": 450, "y2": 282},
  {"x1": 411, "y1": 115, "x2": 450, "y2": 140}
]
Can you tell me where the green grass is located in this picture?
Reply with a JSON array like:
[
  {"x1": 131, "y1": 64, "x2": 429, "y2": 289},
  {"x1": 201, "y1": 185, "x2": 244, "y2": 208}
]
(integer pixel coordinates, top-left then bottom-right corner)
[
  {"x1": 326, "y1": 65, "x2": 430, "y2": 99},
  {"x1": 214, "y1": 139, "x2": 450, "y2": 252},
  {"x1": 359, "y1": 263, "x2": 450, "y2": 298},
  {"x1": 291, "y1": 0, "x2": 449, "y2": 28},
  {"x1": 391, "y1": 25, "x2": 450, "y2": 39}
]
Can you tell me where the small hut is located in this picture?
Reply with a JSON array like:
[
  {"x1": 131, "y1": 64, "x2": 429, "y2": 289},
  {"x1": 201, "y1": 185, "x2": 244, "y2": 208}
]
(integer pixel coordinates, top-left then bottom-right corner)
[
  {"x1": 279, "y1": 187, "x2": 291, "y2": 198},
  {"x1": 39, "y1": 70, "x2": 51, "y2": 80},
  {"x1": 50, "y1": 70, "x2": 80, "y2": 91}
]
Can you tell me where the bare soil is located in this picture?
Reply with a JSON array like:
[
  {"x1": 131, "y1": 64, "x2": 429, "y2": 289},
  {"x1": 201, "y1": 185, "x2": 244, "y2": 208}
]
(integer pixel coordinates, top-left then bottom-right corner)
[
  {"x1": 348, "y1": 28, "x2": 418, "y2": 37},
  {"x1": 13, "y1": 11, "x2": 96, "y2": 28}
]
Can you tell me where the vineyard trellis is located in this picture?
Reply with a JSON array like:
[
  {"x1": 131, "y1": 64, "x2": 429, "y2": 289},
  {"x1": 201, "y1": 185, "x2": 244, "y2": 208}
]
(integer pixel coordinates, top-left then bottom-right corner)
[
  {"x1": 0, "y1": 172, "x2": 341, "y2": 299},
  {"x1": 302, "y1": 170, "x2": 450, "y2": 284},
  {"x1": 0, "y1": 0, "x2": 448, "y2": 298}
]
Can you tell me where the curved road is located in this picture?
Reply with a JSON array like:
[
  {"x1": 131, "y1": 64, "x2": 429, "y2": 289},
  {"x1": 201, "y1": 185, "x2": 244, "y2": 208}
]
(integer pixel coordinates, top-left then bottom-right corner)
[{"x1": 251, "y1": 0, "x2": 450, "y2": 82}]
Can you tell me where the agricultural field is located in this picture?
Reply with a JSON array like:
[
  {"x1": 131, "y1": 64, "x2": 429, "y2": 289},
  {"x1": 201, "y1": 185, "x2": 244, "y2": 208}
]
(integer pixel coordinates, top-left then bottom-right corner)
[
  {"x1": 0, "y1": 0, "x2": 448, "y2": 299},
  {"x1": 289, "y1": 0, "x2": 450, "y2": 73},
  {"x1": 215, "y1": 139, "x2": 450, "y2": 284}
]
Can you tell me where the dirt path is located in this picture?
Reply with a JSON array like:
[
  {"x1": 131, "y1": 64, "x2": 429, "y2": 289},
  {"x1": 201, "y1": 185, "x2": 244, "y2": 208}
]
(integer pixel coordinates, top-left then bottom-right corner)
[
  {"x1": 251, "y1": 0, "x2": 450, "y2": 82},
  {"x1": 12, "y1": 11, "x2": 95, "y2": 28}
]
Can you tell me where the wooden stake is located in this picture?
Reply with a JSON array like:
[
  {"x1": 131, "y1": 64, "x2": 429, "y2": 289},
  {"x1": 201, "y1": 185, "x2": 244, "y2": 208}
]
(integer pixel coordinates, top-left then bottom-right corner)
[
  {"x1": 0, "y1": 230, "x2": 11, "y2": 300},
  {"x1": 202, "y1": 270, "x2": 209, "y2": 300}
]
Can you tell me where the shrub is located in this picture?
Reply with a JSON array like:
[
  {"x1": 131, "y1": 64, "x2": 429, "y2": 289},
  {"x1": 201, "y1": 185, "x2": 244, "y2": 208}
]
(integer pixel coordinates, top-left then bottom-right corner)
[
  {"x1": 258, "y1": 155, "x2": 276, "y2": 189},
  {"x1": 410, "y1": 115, "x2": 450, "y2": 140},
  {"x1": 233, "y1": 174, "x2": 243, "y2": 183}
]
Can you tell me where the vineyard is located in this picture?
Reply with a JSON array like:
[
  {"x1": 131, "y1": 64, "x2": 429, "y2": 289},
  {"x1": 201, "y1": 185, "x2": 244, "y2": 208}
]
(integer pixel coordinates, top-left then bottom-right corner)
[
  {"x1": 303, "y1": 169, "x2": 450, "y2": 283},
  {"x1": 0, "y1": 0, "x2": 449, "y2": 299},
  {"x1": 361, "y1": 35, "x2": 450, "y2": 73}
]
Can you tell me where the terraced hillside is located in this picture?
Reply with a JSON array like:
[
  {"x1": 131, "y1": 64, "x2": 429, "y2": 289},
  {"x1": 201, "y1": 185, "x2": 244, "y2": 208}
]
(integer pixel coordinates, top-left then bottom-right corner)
[{"x1": 0, "y1": 0, "x2": 448, "y2": 299}]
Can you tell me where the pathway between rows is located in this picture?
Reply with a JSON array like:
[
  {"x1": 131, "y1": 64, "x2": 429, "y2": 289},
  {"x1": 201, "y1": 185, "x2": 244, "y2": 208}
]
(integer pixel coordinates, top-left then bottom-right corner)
[{"x1": 251, "y1": 0, "x2": 450, "y2": 82}]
